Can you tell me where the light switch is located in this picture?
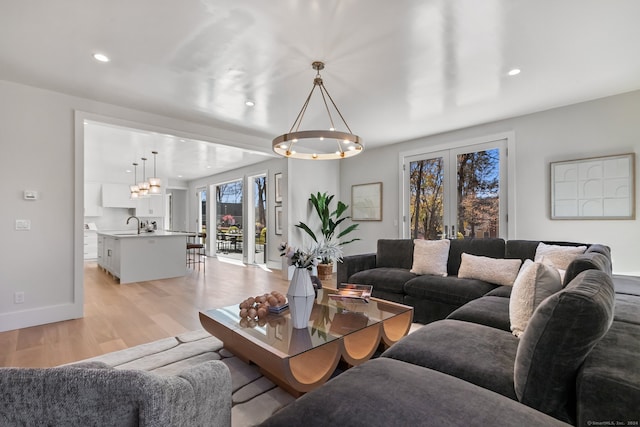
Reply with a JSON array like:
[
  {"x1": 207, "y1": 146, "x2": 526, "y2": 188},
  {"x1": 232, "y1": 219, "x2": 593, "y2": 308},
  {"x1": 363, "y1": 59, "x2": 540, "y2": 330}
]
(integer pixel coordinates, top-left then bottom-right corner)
[
  {"x1": 15, "y1": 219, "x2": 31, "y2": 231},
  {"x1": 24, "y1": 190, "x2": 38, "y2": 200}
]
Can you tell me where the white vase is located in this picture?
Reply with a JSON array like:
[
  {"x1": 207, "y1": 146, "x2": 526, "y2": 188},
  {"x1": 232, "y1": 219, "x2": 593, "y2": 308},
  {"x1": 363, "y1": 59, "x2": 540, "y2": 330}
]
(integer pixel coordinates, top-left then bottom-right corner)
[{"x1": 287, "y1": 268, "x2": 315, "y2": 329}]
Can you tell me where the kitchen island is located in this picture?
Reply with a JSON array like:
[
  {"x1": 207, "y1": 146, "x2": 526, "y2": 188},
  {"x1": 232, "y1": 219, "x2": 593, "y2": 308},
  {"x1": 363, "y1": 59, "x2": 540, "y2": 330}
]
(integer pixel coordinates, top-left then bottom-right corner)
[{"x1": 97, "y1": 231, "x2": 191, "y2": 284}]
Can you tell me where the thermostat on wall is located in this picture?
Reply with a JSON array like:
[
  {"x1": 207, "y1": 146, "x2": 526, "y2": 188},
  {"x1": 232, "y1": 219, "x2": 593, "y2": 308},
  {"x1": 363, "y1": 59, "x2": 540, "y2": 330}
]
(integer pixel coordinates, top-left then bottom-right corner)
[{"x1": 24, "y1": 190, "x2": 38, "y2": 200}]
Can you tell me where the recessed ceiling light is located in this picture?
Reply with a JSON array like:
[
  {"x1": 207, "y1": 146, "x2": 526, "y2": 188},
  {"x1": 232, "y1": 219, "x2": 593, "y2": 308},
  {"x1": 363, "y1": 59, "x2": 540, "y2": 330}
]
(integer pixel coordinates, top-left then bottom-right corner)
[
  {"x1": 177, "y1": 175, "x2": 183, "y2": 178},
  {"x1": 206, "y1": 165, "x2": 211, "y2": 169},
  {"x1": 93, "y1": 53, "x2": 110, "y2": 63},
  {"x1": 508, "y1": 68, "x2": 521, "y2": 76},
  {"x1": 245, "y1": 100, "x2": 255, "y2": 107},
  {"x1": 126, "y1": 169, "x2": 132, "y2": 173}
]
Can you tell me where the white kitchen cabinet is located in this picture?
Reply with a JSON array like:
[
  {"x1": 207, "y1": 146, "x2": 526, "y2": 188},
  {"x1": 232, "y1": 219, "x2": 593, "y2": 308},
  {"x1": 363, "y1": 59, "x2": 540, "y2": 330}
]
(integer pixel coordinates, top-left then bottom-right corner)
[
  {"x1": 84, "y1": 230, "x2": 98, "y2": 260},
  {"x1": 84, "y1": 182, "x2": 103, "y2": 217},
  {"x1": 102, "y1": 236, "x2": 121, "y2": 277},
  {"x1": 97, "y1": 234, "x2": 105, "y2": 267},
  {"x1": 136, "y1": 194, "x2": 164, "y2": 217},
  {"x1": 102, "y1": 183, "x2": 136, "y2": 208}
]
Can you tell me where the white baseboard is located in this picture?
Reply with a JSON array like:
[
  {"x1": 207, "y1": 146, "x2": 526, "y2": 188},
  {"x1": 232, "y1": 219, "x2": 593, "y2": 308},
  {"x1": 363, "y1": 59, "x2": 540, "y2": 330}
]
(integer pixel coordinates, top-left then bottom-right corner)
[{"x1": 0, "y1": 302, "x2": 83, "y2": 333}]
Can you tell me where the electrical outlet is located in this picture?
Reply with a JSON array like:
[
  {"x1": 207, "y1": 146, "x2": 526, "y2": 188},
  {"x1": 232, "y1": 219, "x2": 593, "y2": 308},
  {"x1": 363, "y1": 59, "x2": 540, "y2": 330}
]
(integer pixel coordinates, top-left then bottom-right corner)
[
  {"x1": 15, "y1": 219, "x2": 31, "y2": 231},
  {"x1": 14, "y1": 291, "x2": 25, "y2": 304}
]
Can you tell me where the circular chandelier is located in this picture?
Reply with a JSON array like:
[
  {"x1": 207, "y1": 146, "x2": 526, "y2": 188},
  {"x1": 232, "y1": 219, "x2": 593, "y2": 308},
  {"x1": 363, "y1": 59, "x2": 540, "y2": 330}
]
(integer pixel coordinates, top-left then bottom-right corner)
[{"x1": 272, "y1": 61, "x2": 363, "y2": 160}]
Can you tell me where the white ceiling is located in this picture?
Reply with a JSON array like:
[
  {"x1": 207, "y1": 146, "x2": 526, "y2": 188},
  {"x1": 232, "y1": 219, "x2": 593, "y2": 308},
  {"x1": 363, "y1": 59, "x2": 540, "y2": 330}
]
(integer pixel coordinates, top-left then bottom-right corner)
[
  {"x1": 2, "y1": 1, "x2": 640, "y2": 181},
  {"x1": 83, "y1": 120, "x2": 274, "y2": 184}
]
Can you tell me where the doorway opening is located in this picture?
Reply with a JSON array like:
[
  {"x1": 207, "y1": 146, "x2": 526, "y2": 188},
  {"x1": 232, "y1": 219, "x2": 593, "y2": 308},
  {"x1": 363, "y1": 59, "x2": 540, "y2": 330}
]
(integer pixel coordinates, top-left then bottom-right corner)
[
  {"x1": 248, "y1": 174, "x2": 267, "y2": 266},
  {"x1": 214, "y1": 179, "x2": 244, "y2": 261}
]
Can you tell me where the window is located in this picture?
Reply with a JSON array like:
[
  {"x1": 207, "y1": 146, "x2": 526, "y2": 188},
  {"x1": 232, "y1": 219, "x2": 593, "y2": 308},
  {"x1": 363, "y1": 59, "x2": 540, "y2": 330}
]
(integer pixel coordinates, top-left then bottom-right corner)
[{"x1": 403, "y1": 138, "x2": 508, "y2": 240}]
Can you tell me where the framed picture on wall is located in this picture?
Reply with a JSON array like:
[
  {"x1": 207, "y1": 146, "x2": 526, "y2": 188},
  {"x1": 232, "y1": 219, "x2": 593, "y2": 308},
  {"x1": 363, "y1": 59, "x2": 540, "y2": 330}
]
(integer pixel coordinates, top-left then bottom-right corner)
[
  {"x1": 551, "y1": 153, "x2": 635, "y2": 219},
  {"x1": 275, "y1": 173, "x2": 283, "y2": 203},
  {"x1": 351, "y1": 182, "x2": 383, "y2": 221},
  {"x1": 275, "y1": 205, "x2": 283, "y2": 235}
]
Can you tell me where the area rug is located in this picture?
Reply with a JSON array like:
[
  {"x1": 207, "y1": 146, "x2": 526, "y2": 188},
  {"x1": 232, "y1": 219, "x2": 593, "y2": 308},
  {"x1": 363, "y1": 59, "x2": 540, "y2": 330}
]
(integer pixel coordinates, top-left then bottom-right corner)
[
  {"x1": 77, "y1": 323, "x2": 424, "y2": 426},
  {"x1": 78, "y1": 329, "x2": 296, "y2": 427}
]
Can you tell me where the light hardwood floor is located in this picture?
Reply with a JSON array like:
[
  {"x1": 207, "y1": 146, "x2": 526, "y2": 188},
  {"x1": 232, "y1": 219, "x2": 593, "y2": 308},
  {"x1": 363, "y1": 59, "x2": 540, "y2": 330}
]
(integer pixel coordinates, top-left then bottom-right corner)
[{"x1": 0, "y1": 257, "x2": 314, "y2": 368}]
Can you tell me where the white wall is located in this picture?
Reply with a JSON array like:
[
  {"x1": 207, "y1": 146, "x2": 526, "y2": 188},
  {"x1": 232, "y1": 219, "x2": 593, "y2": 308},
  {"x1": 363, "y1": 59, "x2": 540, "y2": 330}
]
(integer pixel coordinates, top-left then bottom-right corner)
[
  {"x1": 340, "y1": 90, "x2": 640, "y2": 275},
  {"x1": 0, "y1": 79, "x2": 269, "y2": 332},
  {"x1": 166, "y1": 189, "x2": 188, "y2": 231},
  {"x1": 287, "y1": 158, "x2": 340, "y2": 250}
]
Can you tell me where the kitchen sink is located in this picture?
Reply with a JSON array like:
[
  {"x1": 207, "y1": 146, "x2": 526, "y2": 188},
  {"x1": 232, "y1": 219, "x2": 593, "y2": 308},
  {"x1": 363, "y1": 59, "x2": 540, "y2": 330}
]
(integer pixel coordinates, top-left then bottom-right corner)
[{"x1": 113, "y1": 232, "x2": 140, "y2": 235}]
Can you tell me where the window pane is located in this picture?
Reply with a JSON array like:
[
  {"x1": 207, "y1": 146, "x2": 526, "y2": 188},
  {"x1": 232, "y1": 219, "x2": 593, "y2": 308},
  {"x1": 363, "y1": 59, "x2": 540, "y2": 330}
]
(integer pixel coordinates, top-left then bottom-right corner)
[
  {"x1": 409, "y1": 157, "x2": 444, "y2": 240},
  {"x1": 456, "y1": 148, "x2": 499, "y2": 238},
  {"x1": 216, "y1": 180, "x2": 243, "y2": 255},
  {"x1": 254, "y1": 176, "x2": 267, "y2": 264}
]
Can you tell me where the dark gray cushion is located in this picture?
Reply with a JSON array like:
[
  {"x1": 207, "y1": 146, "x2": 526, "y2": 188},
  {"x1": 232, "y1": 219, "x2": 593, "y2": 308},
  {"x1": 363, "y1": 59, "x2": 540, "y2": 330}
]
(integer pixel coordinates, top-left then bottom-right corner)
[
  {"x1": 563, "y1": 251, "x2": 612, "y2": 286},
  {"x1": 576, "y1": 321, "x2": 640, "y2": 427},
  {"x1": 403, "y1": 296, "x2": 462, "y2": 324},
  {"x1": 612, "y1": 274, "x2": 640, "y2": 296},
  {"x1": 585, "y1": 243, "x2": 611, "y2": 261},
  {"x1": 382, "y1": 319, "x2": 519, "y2": 400},
  {"x1": 376, "y1": 239, "x2": 414, "y2": 269},
  {"x1": 447, "y1": 296, "x2": 511, "y2": 331},
  {"x1": 404, "y1": 275, "x2": 498, "y2": 306},
  {"x1": 349, "y1": 267, "x2": 416, "y2": 295},
  {"x1": 614, "y1": 294, "x2": 640, "y2": 325},
  {"x1": 505, "y1": 240, "x2": 590, "y2": 263},
  {"x1": 447, "y1": 238, "x2": 505, "y2": 275},
  {"x1": 338, "y1": 253, "x2": 376, "y2": 286},
  {"x1": 514, "y1": 269, "x2": 615, "y2": 423},
  {"x1": 485, "y1": 285, "x2": 513, "y2": 298},
  {"x1": 259, "y1": 358, "x2": 569, "y2": 427}
]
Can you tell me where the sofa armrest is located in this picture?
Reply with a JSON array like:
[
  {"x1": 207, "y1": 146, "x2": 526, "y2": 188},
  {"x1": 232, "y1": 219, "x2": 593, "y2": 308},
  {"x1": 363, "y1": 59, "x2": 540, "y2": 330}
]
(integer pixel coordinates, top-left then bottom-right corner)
[
  {"x1": 337, "y1": 253, "x2": 376, "y2": 285},
  {"x1": 0, "y1": 361, "x2": 232, "y2": 427},
  {"x1": 177, "y1": 360, "x2": 232, "y2": 427}
]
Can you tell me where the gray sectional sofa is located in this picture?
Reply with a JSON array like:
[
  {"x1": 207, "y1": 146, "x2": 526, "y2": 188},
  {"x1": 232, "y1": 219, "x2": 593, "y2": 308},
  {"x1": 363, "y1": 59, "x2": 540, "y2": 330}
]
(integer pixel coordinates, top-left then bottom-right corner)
[
  {"x1": 0, "y1": 360, "x2": 232, "y2": 426},
  {"x1": 337, "y1": 238, "x2": 612, "y2": 323},
  {"x1": 261, "y1": 238, "x2": 639, "y2": 426}
]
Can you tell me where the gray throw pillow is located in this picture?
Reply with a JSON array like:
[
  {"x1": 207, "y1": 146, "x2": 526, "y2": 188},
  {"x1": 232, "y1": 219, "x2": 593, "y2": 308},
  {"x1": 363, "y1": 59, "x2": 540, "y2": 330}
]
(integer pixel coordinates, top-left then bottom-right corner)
[{"x1": 513, "y1": 269, "x2": 615, "y2": 423}]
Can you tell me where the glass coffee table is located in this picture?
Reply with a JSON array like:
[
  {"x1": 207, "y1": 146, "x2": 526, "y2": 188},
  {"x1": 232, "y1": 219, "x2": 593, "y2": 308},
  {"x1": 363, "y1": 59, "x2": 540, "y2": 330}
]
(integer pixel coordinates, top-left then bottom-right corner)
[{"x1": 199, "y1": 288, "x2": 413, "y2": 396}]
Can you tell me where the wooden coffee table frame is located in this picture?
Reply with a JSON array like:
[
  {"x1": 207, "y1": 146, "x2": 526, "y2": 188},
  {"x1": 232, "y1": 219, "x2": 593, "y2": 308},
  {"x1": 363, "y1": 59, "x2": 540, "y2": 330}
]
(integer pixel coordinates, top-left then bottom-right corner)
[{"x1": 199, "y1": 295, "x2": 413, "y2": 396}]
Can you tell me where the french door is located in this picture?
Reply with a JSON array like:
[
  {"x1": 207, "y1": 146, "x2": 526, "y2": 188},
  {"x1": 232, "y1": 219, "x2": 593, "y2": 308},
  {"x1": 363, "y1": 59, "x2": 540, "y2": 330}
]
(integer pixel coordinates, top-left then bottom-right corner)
[
  {"x1": 215, "y1": 180, "x2": 244, "y2": 258},
  {"x1": 404, "y1": 139, "x2": 507, "y2": 240},
  {"x1": 249, "y1": 174, "x2": 267, "y2": 265}
]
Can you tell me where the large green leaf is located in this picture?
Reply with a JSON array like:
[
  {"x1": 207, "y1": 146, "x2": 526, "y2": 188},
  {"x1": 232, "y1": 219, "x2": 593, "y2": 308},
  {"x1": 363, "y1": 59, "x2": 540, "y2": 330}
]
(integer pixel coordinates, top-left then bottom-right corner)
[{"x1": 297, "y1": 191, "x2": 359, "y2": 260}]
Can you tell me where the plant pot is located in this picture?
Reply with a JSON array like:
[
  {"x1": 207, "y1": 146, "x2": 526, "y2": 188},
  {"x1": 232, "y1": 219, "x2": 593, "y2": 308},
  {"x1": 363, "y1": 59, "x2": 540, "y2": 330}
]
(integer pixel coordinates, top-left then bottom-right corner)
[{"x1": 317, "y1": 263, "x2": 333, "y2": 281}]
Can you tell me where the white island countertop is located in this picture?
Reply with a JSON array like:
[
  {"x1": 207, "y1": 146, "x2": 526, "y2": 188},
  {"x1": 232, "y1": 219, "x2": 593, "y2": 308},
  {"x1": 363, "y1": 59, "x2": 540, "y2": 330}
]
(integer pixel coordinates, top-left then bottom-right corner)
[
  {"x1": 97, "y1": 230, "x2": 194, "y2": 238},
  {"x1": 97, "y1": 231, "x2": 193, "y2": 283}
]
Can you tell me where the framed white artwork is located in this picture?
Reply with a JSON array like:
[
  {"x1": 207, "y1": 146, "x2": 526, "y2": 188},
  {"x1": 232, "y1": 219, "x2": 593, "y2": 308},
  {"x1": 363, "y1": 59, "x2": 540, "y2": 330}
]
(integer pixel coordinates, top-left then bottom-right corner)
[
  {"x1": 551, "y1": 153, "x2": 635, "y2": 219},
  {"x1": 351, "y1": 182, "x2": 383, "y2": 221}
]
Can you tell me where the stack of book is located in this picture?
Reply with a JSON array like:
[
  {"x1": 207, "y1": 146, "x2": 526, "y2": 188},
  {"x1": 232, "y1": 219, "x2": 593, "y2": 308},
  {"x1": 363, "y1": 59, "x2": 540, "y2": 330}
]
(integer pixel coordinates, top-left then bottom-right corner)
[
  {"x1": 328, "y1": 284, "x2": 373, "y2": 302},
  {"x1": 268, "y1": 303, "x2": 289, "y2": 314}
]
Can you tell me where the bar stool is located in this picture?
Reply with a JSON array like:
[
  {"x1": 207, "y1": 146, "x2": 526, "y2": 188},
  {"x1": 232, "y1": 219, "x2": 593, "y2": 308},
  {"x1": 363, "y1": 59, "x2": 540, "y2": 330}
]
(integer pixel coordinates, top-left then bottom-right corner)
[{"x1": 187, "y1": 233, "x2": 206, "y2": 271}]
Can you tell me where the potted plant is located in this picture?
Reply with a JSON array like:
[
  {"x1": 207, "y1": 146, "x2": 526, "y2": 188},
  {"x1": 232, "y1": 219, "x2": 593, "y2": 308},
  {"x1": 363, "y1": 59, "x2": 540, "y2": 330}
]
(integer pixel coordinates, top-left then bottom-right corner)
[{"x1": 296, "y1": 192, "x2": 359, "y2": 280}]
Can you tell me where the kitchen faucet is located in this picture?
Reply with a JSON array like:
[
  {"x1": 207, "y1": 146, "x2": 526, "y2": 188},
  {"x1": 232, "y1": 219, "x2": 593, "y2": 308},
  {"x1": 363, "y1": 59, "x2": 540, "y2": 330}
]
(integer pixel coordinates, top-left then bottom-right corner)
[{"x1": 126, "y1": 216, "x2": 141, "y2": 234}]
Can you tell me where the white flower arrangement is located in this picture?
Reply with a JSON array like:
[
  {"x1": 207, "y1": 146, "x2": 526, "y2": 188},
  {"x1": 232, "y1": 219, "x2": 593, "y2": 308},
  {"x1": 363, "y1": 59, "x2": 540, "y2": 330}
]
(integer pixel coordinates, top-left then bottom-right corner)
[{"x1": 278, "y1": 242, "x2": 320, "y2": 270}]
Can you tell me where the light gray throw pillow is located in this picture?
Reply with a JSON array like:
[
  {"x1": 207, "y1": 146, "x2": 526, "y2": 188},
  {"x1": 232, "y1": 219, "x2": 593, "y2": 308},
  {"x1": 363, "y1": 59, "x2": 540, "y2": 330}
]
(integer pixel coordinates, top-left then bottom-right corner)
[
  {"x1": 509, "y1": 260, "x2": 562, "y2": 337},
  {"x1": 458, "y1": 253, "x2": 522, "y2": 286},
  {"x1": 534, "y1": 242, "x2": 586, "y2": 270},
  {"x1": 410, "y1": 239, "x2": 450, "y2": 276}
]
